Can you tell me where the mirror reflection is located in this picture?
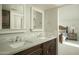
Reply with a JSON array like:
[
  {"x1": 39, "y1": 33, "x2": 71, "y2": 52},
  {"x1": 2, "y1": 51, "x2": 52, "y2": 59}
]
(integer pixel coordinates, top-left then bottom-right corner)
[
  {"x1": 2, "y1": 10, "x2": 10, "y2": 29},
  {"x1": 33, "y1": 10, "x2": 42, "y2": 29},
  {"x1": 31, "y1": 7, "x2": 44, "y2": 31}
]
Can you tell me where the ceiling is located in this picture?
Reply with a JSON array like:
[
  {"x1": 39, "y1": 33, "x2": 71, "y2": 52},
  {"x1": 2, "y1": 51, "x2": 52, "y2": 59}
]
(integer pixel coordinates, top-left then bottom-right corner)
[{"x1": 30, "y1": 4, "x2": 64, "y2": 10}]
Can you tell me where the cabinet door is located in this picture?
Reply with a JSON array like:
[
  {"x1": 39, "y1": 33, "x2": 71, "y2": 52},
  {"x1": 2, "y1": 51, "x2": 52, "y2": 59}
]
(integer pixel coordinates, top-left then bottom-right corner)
[
  {"x1": 43, "y1": 39, "x2": 56, "y2": 55},
  {"x1": 10, "y1": 11, "x2": 23, "y2": 29},
  {"x1": 28, "y1": 48, "x2": 42, "y2": 55}
]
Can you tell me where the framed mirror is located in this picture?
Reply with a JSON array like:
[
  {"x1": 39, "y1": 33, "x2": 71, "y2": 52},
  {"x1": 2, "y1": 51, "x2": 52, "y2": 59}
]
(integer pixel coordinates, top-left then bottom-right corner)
[
  {"x1": 31, "y1": 7, "x2": 44, "y2": 31},
  {"x1": 0, "y1": 4, "x2": 26, "y2": 34},
  {"x1": 2, "y1": 4, "x2": 24, "y2": 30}
]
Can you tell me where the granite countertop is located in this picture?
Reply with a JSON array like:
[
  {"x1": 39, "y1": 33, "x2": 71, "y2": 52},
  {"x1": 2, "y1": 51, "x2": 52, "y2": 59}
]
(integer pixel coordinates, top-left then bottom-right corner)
[{"x1": 0, "y1": 35, "x2": 57, "y2": 55}]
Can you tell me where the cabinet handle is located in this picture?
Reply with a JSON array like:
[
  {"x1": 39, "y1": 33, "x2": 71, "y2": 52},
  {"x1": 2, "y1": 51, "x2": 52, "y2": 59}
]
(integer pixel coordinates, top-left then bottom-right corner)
[{"x1": 47, "y1": 51, "x2": 48, "y2": 54}]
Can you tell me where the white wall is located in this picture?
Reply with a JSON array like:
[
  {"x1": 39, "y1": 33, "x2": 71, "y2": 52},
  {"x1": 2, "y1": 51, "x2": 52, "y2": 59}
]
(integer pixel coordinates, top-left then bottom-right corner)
[
  {"x1": 59, "y1": 5, "x2": 79, "y2": 40},
  {"x1": 23, "y1": 5, "x2": 31, "y2": 30},
  {"x1": 44, "y1": 8, "x2": 58, "y2": 37}
]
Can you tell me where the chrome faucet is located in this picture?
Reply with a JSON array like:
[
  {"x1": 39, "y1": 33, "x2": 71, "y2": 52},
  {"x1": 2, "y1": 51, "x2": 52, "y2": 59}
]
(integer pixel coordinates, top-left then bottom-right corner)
[
  {"x1": 16, "y1": 36, "x2": 21, "y2": 42},
  {"x1": 8, "y1": 36, "x2": 22, "y2": 44}
]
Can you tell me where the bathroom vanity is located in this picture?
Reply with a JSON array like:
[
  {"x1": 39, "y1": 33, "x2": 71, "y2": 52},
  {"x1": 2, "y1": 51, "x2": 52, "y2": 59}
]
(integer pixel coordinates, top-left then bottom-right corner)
[
  {"x1": 14, "y1": 38, "x2": 57, "y2": 55},
  {"x1": 0, "y1": 36, "x2": 57, "y2": 55}
]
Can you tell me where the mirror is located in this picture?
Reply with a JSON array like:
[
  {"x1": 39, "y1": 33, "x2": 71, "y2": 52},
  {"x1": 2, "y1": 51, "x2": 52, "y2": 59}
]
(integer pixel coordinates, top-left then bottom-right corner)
[
  {"x1": 31, "y1": 7, "x2": 44, "y2": 31},
  {"x1": 1, "y1": 4, "x2": 24, "y2": 30},
  {"x1": 0, "y1": 4, "x2": 26, "y2": 34},
  {"x1": 33, "y1": 10, "x2": 42, "y2": 29},
  {"x1": 58, "y1": 5, "x2": 79, "y2": 46}
]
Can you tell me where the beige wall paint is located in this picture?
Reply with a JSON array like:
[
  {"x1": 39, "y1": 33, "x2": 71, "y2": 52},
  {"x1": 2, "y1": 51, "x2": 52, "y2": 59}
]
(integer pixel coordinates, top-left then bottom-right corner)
[
  {"x1": 44, "y1": 8, "x2": 58, "y2": 37},
  {"x1": 24, "y1": 5, "x2": 31, "y2": 30}
]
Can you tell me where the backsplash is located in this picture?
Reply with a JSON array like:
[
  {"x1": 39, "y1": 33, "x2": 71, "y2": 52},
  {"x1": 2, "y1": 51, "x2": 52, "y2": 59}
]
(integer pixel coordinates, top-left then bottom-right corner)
[{"x1": 0, "y1": 31, "x2": 42, "y2": 45}]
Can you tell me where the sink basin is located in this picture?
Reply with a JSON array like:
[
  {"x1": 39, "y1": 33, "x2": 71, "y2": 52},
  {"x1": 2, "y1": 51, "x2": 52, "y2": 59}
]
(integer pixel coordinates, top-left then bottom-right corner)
[
  {"x1": 9, "y1": 39, "x2": 34, "y2": 48},
  {"x1": 10, "y1": 42, "x2": 25, "y2": 48}
]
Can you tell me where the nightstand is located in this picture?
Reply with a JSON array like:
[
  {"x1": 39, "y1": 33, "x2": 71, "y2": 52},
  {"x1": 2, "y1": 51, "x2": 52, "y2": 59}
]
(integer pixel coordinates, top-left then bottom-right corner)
[{"x1": 68, "y1": 33, "x2": 77, "y2": 40}]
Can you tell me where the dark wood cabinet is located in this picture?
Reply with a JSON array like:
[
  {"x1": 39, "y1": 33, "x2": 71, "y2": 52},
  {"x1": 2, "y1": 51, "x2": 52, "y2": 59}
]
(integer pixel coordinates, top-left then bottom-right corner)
[
  {"x1": 29, "y1": 48, "x2": 42, "y2": 55},
  {"x1": 14, "y1": 38, "x2": 57, "y2": 55},
  {"x1": 42, "y1": 38, "x2": 56, "y2": 55}
]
